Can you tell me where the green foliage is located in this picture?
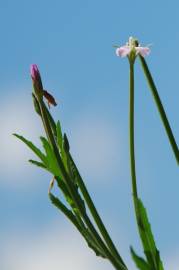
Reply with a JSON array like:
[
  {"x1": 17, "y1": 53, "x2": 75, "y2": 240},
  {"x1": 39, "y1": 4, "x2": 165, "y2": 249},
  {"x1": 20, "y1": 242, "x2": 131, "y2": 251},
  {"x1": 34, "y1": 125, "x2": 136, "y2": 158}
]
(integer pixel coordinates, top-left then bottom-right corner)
[
  {"x1": 29, "y1": 159, "x2": 47, "y2": 169},
  {"x1": 13, "y1": 133, "x2": 48, "y2": 165},
  {"x1": 56, "y1": 120, "x2": 63, "y2": 150},
  {"x1": 49, "y1": 191, "x2": 106, "y2": 259},
  {"x1": 32, "y1": 93, "x2": 41, "y2": 116},
  {"x1": 134, "y1": 198, "x2": 164, "y2": 270},
  {"x1": 63, "y1": 133, "x2": 70, "y2": 152},
  {"x1": 40, "y1": 136, "x2": 62, "y2": 177},
  {"x1": 14, "y1": 133, "x2": 62, "y2": 178},
  {"x1": 56, "y1": 121, "x2": 69, "y2": 171},
  {"x1": 130, "y1": 247, "x2": 150, "y2": 270}
]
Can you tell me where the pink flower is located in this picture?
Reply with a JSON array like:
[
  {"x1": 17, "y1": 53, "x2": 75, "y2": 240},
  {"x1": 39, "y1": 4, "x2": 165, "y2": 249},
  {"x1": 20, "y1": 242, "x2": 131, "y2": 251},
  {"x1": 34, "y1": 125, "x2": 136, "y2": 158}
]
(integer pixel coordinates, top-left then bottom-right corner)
[
  {"x1": 135, "y1": 46, "x2": 150, "y2": 57},
  {"x1": 116, "y1": 37, "x2": 150, "y2": 58}
]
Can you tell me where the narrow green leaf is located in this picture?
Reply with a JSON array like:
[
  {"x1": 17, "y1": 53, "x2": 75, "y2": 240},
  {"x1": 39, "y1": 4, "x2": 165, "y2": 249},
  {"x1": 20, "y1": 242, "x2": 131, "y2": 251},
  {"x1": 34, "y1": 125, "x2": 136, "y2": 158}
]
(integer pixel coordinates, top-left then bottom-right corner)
[
  {"x1": 13, "y1": 133, "x2": 47, "y2": 165},
  {"x1": 49, "y1": 192, "x2": 75, "y2": 219},
  {"x1": 135, "y1": 198, "x2": 164, "y2": 270},
  {"x1": 40, "y1": 136, "x2": 62, "y2": 176},
  {"x1": 45, "y1": 105, "x2": 57, "y2": 139},
  {"x1": 56, "y1": 123, "x2": 70, "y2": 171},
  {"x1": 63, "y1": 133, "x2": 70, "y2": 152},
  {"x1": 130, "y1": 247, "x2": 150, "y2": 270},
  {"x1": 56, "y1": 120, "x2": 63, "y2": 150},
  {"x1": 29, "y1": 159, "x2": 47, "y2": 169},
  {"x1": 49, "y1": 192, "x2": 106, "y2": 258},
  {"x1": 32, "y1": 93, "x2": 41, "y2": 116}
]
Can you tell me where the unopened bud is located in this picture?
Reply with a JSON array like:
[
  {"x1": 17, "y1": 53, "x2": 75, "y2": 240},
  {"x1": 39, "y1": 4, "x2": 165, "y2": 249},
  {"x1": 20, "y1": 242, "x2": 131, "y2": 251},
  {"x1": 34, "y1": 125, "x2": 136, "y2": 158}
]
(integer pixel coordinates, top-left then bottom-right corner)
[{"x1": 30, "y1": 64, "x2": 43, "y2": 99}]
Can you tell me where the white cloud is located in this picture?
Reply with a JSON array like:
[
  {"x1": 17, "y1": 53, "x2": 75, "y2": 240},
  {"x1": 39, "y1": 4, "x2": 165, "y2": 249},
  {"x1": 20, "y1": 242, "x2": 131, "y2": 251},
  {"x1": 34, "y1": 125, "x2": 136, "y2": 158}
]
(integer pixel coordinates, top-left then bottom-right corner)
[
  {"x1": 70, "y1": 114, "x2": 123, "y2": 184},
  {"x1": 165, "y1": 251, "x2": 179, "y2": 270},
  {"x1": 1, "y1": 92, "x2": 124, "y2": 188},
  {"x1": 0, "y1": 90, "x2": 44, "y2": 186},
  {"x1": 2, "y1": 221, "x2": 115, "y2": 270}
]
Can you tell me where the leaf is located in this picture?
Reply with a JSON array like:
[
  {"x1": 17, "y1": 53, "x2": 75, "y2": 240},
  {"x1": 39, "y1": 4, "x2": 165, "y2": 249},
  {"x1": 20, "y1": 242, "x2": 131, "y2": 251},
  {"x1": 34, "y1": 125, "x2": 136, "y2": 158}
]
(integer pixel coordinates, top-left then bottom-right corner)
[
  {"x1": 44, "y1": 104, "x2": 57, "y2": 139},
  {"x1": 56, "y1": 124, "x2": 70, "y2": 170},
  {"x1": 49, "y1": 192, "x2": 74, "y2": 218},
  {"x1": 56, "y1": 120, "x2": 63, "y2": 150},
  {"x1": 13, "y1": 133, "x2": 47, "y2": 165},
  {"x1": 135, "y1": 198, "x2": 164, "y2": 270},
  {"x1": 29, "y1": 159, "x2": 47, "y2": 169},
  {"x1": 130, "y1": 247, "x2": 150, "y2": 270},
  {"x1": 49, "y1": 192, "x2": 106, "y2": 258},
  {"x1": 63, "y1": 133, "x2": 70, "y2": 152},
  {"x1": 32, "y1": 93, "x2": 41, "y2": 116},
  {"x1": 40, "y1": 136, "x2": 62, "y2": 176}
]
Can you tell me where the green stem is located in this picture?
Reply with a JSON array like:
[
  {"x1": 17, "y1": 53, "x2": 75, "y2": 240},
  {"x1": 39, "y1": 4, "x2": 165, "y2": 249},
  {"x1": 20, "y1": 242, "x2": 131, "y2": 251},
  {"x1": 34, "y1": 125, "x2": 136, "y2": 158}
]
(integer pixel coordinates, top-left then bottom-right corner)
[
  {"x1": 70, "y1": 155, "x2": 127, "y2": 269},
  {"x1": 49, "y1": 192, "x2": 106, "y2": 258},
  {"x1": 49, "y1": 192, "x2": 83, "y2": 232},
  {"x1": 129, "y1": 60, "x2": 159, "y2": 270},
  {"x1": 37, "y1": 98, "x2": 125, "y2": 270},
  {"x1": 139, "y1": 56, "x2": 179, "y2": 164},
  {"x1": 129, "y1": 62, "x2": 138, "y2": 200},
  {"x1": 69, "y1": 154, "x2": 127, "y2": 269},
  {"x1": 41, "y1": 103, "x2": 127, "y2": 268}
]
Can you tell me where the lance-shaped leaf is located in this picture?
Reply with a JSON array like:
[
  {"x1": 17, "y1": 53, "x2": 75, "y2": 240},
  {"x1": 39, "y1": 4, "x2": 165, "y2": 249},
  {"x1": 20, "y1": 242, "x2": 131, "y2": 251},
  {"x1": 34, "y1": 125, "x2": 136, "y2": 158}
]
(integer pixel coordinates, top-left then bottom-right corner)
[
  {"x1": 56, "y1": 120, "x2": 63, "y2": 150},
  {"x1": 29, "y1": 159, "x2": 47, "y2": 169},
  {"x1": 13, "y1": 134, "x2": 48, "y2": 166},
  {"x1": 135, "y1": 197, "x2": 164, "y2": 270},
  {"x1": 130, "y1": 247, "x2": 150, "y2": 270},
  {"x1": 49, "y1": 192, "x2": 106, "y2": 258},
  {"x1": 40, "y1": 136, "x2": 62, "y2": 177}
]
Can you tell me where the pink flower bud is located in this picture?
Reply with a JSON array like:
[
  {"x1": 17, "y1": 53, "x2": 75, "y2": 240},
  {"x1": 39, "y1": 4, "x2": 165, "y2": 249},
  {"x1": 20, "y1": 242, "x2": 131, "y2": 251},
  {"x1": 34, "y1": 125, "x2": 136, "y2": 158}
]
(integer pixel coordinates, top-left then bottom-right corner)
[
  {"x1": 30, "y1": 64, "x2": 43, "y2": 98},
  {"x1": 30, "y1": 64, "x2": 40, "y2": 81}
]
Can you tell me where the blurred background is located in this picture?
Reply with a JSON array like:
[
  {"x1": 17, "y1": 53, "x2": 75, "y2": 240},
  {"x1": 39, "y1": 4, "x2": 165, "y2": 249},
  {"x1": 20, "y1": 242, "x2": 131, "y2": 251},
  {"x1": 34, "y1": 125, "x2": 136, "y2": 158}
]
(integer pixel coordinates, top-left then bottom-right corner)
[{"x1": 0, "y1": 1, "x2": 179, "y2": 269}]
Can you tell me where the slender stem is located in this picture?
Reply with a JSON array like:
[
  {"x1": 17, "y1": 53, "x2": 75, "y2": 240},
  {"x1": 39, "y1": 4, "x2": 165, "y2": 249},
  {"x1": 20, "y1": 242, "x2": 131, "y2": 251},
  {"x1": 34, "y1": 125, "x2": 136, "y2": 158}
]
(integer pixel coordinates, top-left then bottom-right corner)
[
  {"x1": 37, "y1": 98, "x2": 125, "y2": 270},
  {"x1": 129, "y1": 61, "x2": 159, "y2": 270},
  {"x1": 129, "y1": 62, "x2": 138, "y2": 200},
  {"x1": 69, "y1": 154, "x2": 127, "y2": 269},
  {"x1": 139, "y1": 56, "x2": 179, "y2": 164}
]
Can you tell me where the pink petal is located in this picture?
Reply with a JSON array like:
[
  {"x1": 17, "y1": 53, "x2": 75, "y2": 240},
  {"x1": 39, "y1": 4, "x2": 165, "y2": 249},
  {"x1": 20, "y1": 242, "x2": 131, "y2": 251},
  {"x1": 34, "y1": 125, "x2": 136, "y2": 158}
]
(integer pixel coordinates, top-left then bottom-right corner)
[
  {"x1": 136, "y1": 47, "x2": 150, "y2": 57},
  {"x1": 116, "y1": 46, "x2": 131, "y2": 57}
]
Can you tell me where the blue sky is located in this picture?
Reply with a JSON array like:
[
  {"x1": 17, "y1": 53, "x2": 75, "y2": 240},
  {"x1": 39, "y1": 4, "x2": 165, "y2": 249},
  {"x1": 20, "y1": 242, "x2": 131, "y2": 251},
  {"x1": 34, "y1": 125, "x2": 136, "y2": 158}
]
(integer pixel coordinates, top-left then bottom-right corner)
[{"x1": 1, "y1": 0, "x2": 179, "y2": 269}]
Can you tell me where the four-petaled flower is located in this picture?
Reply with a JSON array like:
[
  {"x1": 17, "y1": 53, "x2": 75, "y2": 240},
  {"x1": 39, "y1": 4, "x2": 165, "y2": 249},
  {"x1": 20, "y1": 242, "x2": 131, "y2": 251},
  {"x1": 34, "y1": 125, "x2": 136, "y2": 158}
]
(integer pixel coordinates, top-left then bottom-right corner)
[{"x1": 116, "y1": 37, "x2": 150, "y2": 59}]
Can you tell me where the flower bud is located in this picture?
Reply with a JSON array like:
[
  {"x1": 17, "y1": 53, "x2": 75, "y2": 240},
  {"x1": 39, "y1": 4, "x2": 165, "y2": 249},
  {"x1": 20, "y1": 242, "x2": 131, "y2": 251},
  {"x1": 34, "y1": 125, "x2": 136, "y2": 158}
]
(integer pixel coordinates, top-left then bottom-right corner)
[{"x1": 30, "y1": 64, "x2": 43, "y2": 99}]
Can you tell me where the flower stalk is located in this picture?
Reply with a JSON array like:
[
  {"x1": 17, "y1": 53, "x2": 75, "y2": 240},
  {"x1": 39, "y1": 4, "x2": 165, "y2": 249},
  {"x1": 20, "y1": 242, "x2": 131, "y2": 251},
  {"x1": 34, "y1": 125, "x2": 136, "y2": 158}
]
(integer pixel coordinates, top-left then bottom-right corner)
[
  {"x1": 129, "y1": 61, "x2": 138, "y2": 200},
  {"x1": 139, "y1": 55, "x2": 179, "y2": 164}
]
